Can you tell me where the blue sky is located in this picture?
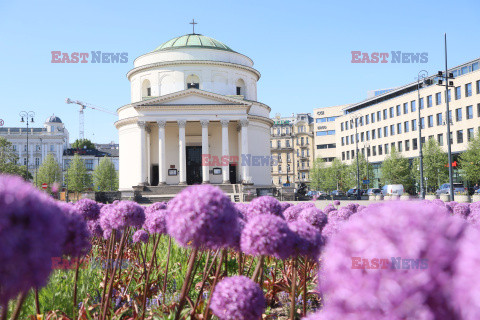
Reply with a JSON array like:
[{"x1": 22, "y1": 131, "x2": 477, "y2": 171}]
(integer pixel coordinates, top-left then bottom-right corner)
[{"x1": 1, "y1": 0, "x2": 479, "y2": 143}]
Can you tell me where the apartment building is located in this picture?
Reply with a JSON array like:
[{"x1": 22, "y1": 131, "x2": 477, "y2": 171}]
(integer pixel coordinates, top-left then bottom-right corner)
[
  {"x1": 313, "y1": 105, "x2": 345, "y2": 164},
  {"x1": 335, "y1": 57, "x2": 480, "y2": 187},
  {"x1": 271, "y1": 113, "x2": 315, "y2": 188}
]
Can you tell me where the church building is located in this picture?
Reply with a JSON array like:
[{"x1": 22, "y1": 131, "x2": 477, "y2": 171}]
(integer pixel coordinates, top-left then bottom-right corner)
[{"x1": 116, "y1": 29, "x2": 273, "y2": 190}]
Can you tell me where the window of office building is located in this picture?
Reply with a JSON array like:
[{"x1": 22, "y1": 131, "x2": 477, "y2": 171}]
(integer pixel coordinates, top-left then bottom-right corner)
[
  {"x1": 390, "y1": 124, "x2": 395, "y2": 135},
  {"x1": 361, "y1": 132, "x2": 364, "y2": 142},
  {"x1": 427, "y1": 95, "x2": 432, "y2": 108},
  {"x1": 359, "y1": 116, "x2": 364, "y2": 126},
  {"x1": 397, "y1": 123, "x2": 402, "y2": 134},
  {"x1": 404, "y1": 121, "x2": 409, "y2": 132},
  {"x1": 366, "y1": 147, "x2": 371, "y2": 157},
  {"x1": 347, "y1": 152, "x2": 350, "y2": 160},
  {"x1": 384, "y1": 126, "x2": 388, "y2": 137},
  {"x1": 379, "y1": 145, "x2": 383, "y2": 155},
  {"x1": 449, "y1": 132, "x2": 453, "y2": 145},
  {"x1": 372, "y1": 129, "x2": 376, "y2": 139},
  {"x1": 389, "y1": 107, "x2": 394, "y2": 118},
  {"x1": 377, "y1": 128, "x2": 382, "y2": 138},
  {"x1": 383, "y1": 109, "x2": 388, "y2": 120},
  {"x1": 391, "y1": 142, "x2": 396, "y2": 151},
  {"x1": 455, "y1": 86, "x2": 461, "y2": 100},
  {"x1": 398, "y1": 141, "x2": 403, "y2": 152},
  {"x1": 366, "y1": 114, "x2": 370, "y2": 124},
  {"x1": 466, "y1": 83, "x2": 472, "y2": 97},
  {"x1": 467, "y1": 128, "x2": 474, "y2": 141},
  {"x1": 316, "y1": 130, "x2": 335, "y2": 136},
  {"x1": 405, "y1": 140, "x2": 410, "y2": 151},
  {"x1": 421, "y1": 137, "x2": 426, "y2": 145},
  {"x1": 403, "y1": 103, "x2": 408, "y2": 114},
  {"x1": 351, "y1": 134, "x2": 354, "y2": 143},
  {"x1": 385, "y1": 143, "x2": 389, "y2": 154},
  {"x1": 447, "y1": 89, "x2": 451, "y2": 102},
  {"x1": 419, "y1": 98, "x2": 424, "y2": 110},
  {"x1": 351, "y1": 150, "x2": 355, "y2": 158},
  {"x1": 367, "y1": 131, "x2": 370, "y2": 140},
  {"x1": 428, "y1": 135, "x2": 434, "y2": 141},
  {"x1": 371, "y1": 112, "x2": 375, "y2": 123},
  {"x1": 342, "y1": 152, "x2": 345, "y2": 160},
  {"x1": 478, "y1": 103, "x2": 480, "y2": 117},
  {"x1": 436, "y1": 92, "x2": 441, "y2": 105},
  {"x1": 346, "y1": 136, "x2": 349, "y2": 145},
  {"x1": 436, "y1": 113, "x2": 443, "y2": 126},
  {"x1": 341, "y1": 137, "x2": 345, "y2": 146},
  {"x1": 341, "y1": 123, "x2": 344, "y2": 131},
  {"x1": 467, "y1": 105, "x2": 473, "y2": 119},
  {"x1": 412, "y1": 119, "x2": 417, "y2": 131},
  {"x1": 456, "y1": 108, "x2": 462, "y2": 121},
  {"x1": 420, "y1": 117, "x2": 425, "y2": 129},
  {"x1": 457, "y1": 130, "x2": 464, "y2": 144},
  {"x1": 345, "y1": 121, "x2": 349, "y2": 130},
  {"x1": 396, "y1": 105, "x2": 401, "y2": 116},
  {"x1": 372, "y1": 146, "x2": 377, "y2": 156},
  {"x1": 477, "y1": 80, "x2": 480, "y2": 94},
  {"x1": 377, "y1": 111, "x2": 381, "y2": 121},
  {"x1": 411, "y1": 100, "x2": 416, "y2": 112},
  {"x1": 35, "y1": 158, "x2": 40, "y2": 166},
  {"x1": 438, "y1": 133, "x2": 444, "y2": 146},
  {"x1": 413, "y1": 138, "x2": 418, "y2": 150},
  {"x1": 428, "y1": 115, "x2": 434, "y2": 128}
]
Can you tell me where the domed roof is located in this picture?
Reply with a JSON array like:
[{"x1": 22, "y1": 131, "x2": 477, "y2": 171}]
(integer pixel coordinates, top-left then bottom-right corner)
[
  {"x1": 153, "y1": 34, "x2": 234, "y2": 52},
  {"x1": 46, "y1": 114, "x2": 62, "y2": 123}
]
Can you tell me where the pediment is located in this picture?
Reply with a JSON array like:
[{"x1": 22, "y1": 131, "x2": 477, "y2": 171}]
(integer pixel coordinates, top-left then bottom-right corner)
[{"x1": 132, "y1": 89, "x2": 251, "y2": 108}]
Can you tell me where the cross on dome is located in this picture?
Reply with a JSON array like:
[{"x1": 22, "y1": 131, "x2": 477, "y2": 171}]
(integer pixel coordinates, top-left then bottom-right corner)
[{"x1": 189, "y1": 19, "x2": 197, "y2": 34}]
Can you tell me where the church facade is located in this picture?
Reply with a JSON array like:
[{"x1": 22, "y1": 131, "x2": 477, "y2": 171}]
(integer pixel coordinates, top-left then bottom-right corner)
[{"x1": 116, "y1": 34, "x2": 273, "y2": 190}]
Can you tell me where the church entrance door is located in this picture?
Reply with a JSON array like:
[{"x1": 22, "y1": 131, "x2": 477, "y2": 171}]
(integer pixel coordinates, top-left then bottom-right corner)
[{"x1": 186, "y1": 146, "x2": 202, "y2": 185}]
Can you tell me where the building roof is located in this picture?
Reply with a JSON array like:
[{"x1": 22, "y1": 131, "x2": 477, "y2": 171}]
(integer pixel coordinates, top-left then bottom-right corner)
[
  {"x1": 0, "y1": 127, "x2": 45, "y2": 133},
  {"x1": 153, "y1": 34, "x2": 234, "y2": 53},
  {"x1": 64, "y1": 148, "x2": 117, "y2": 157},
  {"x1": 46, "y1": 115, "x2": 62, "y2": 123}
]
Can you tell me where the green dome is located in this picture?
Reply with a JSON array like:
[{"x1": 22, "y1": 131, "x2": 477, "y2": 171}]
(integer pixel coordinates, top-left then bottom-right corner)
[{"x1": 153, "y1": 34, "x2": 234, "y2": 52}]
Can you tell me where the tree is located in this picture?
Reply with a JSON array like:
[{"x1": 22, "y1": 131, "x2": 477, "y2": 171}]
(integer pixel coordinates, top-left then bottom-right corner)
[
  {"x1": 380, "y1": 147, "x2": 413, "y2": 188},
  {"x1": 412, "y1": 138, "x2": 448, "y2": 191},
  {"x1": 66, "y1": 154, "x2": 91, "y2": 194},
  {"x1": 71, "y1": 139, "x2": 96, "y2": 150},
  {"x1": 0, "y1": 137, "x2": 31, "y2": 179},
  {"x1": 93, "y1": 156, "x2": 118, "y2": 191},
  {"x1": 346, "y1": 152, "x2": 374, "y2": 190},
  {"x1": 310, "y1": 158, "x2": 349, "y2": 192},
  {"x1": 35, "y1": 154, "x2": 62, "y2": 192},
  {"x1": 459, "y1": 131, "x2": 480, "y2": 184}
]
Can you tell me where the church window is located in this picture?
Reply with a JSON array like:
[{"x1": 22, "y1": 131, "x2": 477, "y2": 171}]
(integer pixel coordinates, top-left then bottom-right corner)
[
  {"x1": 236, "y1": 79, "x2": 245, "y2": 96},
  {"x1": 142, "y1": 79, "x2": 151, "y2": 98},
  {"x1": 186, "y1": 74, "x2": 200, "y2": 89}
]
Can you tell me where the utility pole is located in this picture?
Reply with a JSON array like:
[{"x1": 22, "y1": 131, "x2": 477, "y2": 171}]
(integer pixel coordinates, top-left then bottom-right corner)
[
  {"x1": 19, "y1": 111, "x2": 35, "y2": 180},
  {"x1": 416, "y1": 70, "x2": 428, "y2": 199}
]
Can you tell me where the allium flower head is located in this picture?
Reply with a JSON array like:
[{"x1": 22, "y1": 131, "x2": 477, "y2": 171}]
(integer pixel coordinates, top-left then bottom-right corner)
[
  {"x1": 166, "y1": 185, "x2": 238, "y2": 249},
  {"x1": 453, "y1": 203, "x2": 470, "y2": 218},
  {"x1": 345, "y1": 203, "x2": 359, "y2": 213},
  {"x1": 336, "y1": 207, "x2": 354, "y2": 220},
  {"x1": 210, "y1": 276, "x2": 265, "y2": 320},
  {"x1": 323, "y1": 204, "x2": 336, "y2": 214},
  {"x1": 283, "y1": 205, "x2": 303, "y2": 222},
  {"x1": 280, "y1": 202, "x2": 293, "y2": 213},
  {"x1": 74, "y1": 198, "x2": 100, "y2": 221},
  {"x1": 56, "y1": 201, "x2": 91, "y2": 257},
  {"x1": 289, "y1": 220, "x2": 324, "y2": 259},
  {"x1": 333, "y1": 200, "x2": 340, "y2": 206},
  {"x1": 234, "y1": 203, "x2": 249, "y2": 221},
  {"x1": 446, "y1": 201, "x2": 459, "y2": 212},
  {"x1": 318, "y1": 201, "x2": 468, "y2": 319},
  {"x1": 240, "y1": 214, "x2": 295, "y2": 259},
  {"x1": 248, "y1": 196, "x2": 282, "y2": 217},
  {"x1": 0, "y1": 175, "x2": 67, "y2": 304},
  {"x1": 133, "y1": 230, "x2": 149, "y2": 243},
  {"x1": 432, "y1": 199, "x2": 445, "y2": 207},
  {"x1": 143, "y1": 208, "x2": 167, "y2": 234},
  {"x1": 356, "y1": 205, "x2": 367, "y2": 213},
  {"x1": 145, "y1": 201, "x2": 167, "y2": 215},
  {"x1": 321, "y1": 216, "x2": 345, "y2": 240},
  {"x1": 100, "y1": 201, "x2": 145, "y2": 231},
  {"x1": 87, "y1": 219, "x2": 103, "y2": 238},
  {"x1": 298, "y1": 207, "x2": 328, "y2": 230}
]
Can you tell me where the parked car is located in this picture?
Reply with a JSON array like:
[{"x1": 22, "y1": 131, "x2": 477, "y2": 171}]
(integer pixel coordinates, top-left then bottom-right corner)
[
  {"x1": 436, "y1": 183, "x2": 467, "y2": 195},
  {"x1": 381, "y1": 184, "x2": 404, "y2": 196},
  {"x1": 346, "y1": 188, "x2": 363, "y2": 198},
  {"x1": 330, "y1": 190, "x2": 344, "y2": 196},
  {"x1": 366, "y1": 188, "x2": 381, "y2": 196}
]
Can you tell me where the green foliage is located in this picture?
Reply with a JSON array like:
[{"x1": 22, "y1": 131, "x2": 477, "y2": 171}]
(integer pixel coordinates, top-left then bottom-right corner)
[
  {"x1": 93, "y1": 156, "x2": 118, "y2": 191},
  {"x1": 35, "y1": 154, "x2": 62, "y2": 191},
  {"x1": 380, "y1": 147, "x2": 413, "y2": 188},
  {"x1": 459, "y1": 131, "x2": 480, "y2": 184},
  {"x1": 66, "y1": 154, "x2": 91, "y2": 193},
  {"x1": 310, "y1": 158, "x2": 350, "y2": 192},
  {"x1": 71, "y1": 139, "x2": 96, "y2": 150},
  {"x1": 412, "y1": 138, "x2": 448, "y2": 190},
  {"x1": 346, "y1": 152, "x2": 374, "y2": 189},
  {"x1": 0, "y1": 137, "x2": 31, "y2": 179}
]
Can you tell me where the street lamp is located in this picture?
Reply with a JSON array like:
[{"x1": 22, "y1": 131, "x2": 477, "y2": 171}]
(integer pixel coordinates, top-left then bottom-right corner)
[
  {"x1": 19, "y1": 111, "x2": 35, "y2": 180},
  {"x1": 350, "y1": 113, "x2": 361, "y2": 200},
  {"x1": 436, "y1": 33, "x2": 455, "y2": 201},
  {"x1": 364, "y1": 142, "x2": 370, "y2": 185},
  {"x1": 416, "y1": 70, "x2": 429, "y2": 199}
]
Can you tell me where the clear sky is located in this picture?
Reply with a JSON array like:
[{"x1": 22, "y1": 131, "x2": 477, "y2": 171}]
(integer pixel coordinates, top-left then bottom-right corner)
[{"x1": 1, "y1": 0, "x2": 479, "y2": 143}]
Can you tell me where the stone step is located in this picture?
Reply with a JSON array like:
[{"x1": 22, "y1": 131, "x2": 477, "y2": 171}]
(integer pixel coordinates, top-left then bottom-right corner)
[{"x1": 142, "y1": 183, "x2": 238, "y2": 195}]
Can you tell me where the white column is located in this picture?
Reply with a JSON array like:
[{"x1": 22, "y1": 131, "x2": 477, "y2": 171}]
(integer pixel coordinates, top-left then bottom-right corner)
[
  {"x1": 178, "y1": 120, "x2": 187, "y2": 185},
  {"x1": 157, "y1": 120, "x2": 166, "y2": 185},
  {"x1": 221, "y1": 119, "x2": 230, "y2": 184},
  {"x1": 138, "y1": 121, "x2": 147, "y2": 186},
  {"x1": 146, "y1": 126, "x2": 151, "y2": 185},
  {"x1": 240, "y1": 119, "x2": 250, "y2": 184},
  {"x1": 201, "y1": 120, "x2": 210, "y2": 184}
]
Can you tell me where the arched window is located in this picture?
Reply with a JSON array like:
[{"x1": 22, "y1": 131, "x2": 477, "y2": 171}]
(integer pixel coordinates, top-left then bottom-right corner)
[
  {"x1": 142, "y1": 79, "x2": 151, "y2": 98},
  {"x1": 186, "y1": 74, "x2": 200, "y2": 89},
  {"x1": 236, "y1": 79, "x2": 245, "y2": 96}
]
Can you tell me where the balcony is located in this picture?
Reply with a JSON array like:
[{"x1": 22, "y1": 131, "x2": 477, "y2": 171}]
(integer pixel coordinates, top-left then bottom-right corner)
[
  {"x1": 298, "y1": 166, "x2": 310, "y2": 171},
  {"x1": 299, "y1": 143, "x2": 310, "y2": 148}
]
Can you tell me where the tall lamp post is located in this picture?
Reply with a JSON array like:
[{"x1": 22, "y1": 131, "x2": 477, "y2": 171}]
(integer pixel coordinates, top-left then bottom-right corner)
[
  {"x1": 416, "y1": 70, "x2": 429, "y2": 199},
  {"x1": 19, "y1": 111, "x2": 35, "y2": 180},
  {"x1": 436, "y1": 33, "x2": 456, "y2": 201},
  {"x1": 350, "y1": 113, "x2": 361, "y2": 200},
  {"x1": 364, "y1": 142, "x2": 370, "y2": 186}
]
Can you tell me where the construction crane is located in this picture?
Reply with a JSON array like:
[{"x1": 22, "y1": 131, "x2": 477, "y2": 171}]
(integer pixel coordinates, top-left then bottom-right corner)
[{"x1": 65, "y1": 98, "x2": 117, "y2": 140}]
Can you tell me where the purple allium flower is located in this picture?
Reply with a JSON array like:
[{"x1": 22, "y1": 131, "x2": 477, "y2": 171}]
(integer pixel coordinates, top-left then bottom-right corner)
[
  {"x1": 321, "y1": 216, "x2": 345, "y2": 240},
  {"x1": 467, "y1": 209, "x2": 480, "y2": 225},
  {"x1": 100, "y1": 201, "x2": 145, "y2": 231},
  {"x1": 210, "y1": 276, "x2": 265, "y2": 320},
  {"x1": 323, "y1": 204, "x2": 336, "y2": 214},
  {"x1": 345, "y1": 203, "x2": 359, "y2": 213},
  {"x1": 336, "y1": 207, "x2": 354, "y2": 220},
  {"x1": 453, "y1": 203, "x2": 470, "y2": 218},
  {"x1": 432, "y1": 199, "x2": 445, "y2": 207},
  {"x1": 298, "y1": 202, "x2": 316, "y2": 209},
  {"x1": 356, "y1": 205, "x2": 367, "y2": 213},
  {"x1": 87, "y1": 219, "x2": 103, "y2": 238},
  {"x1": 144, "y1": 201, "x2": 167, "y2": 215},
  {"x1": 56, "y1": 201, "x2": 91, "y2": 257},
  {"x1": 74, "y1": 198, "x2": 100, "y2": 221},
  {"x1": 470, "y1": 201, "x2": 480, "y2": 212},
  {"x1": 298, "y1": 207, "x2": 328, "y2": 230},
  {"x1": 133, "y1": 230, "x2": 149, "y2": 243},
  {"x1": 446, "y1": 201, "x2": 459, "y2": 212},
  {"x1": 333, "y1": 200, "x2": 340, "y2": 206},
  {"x1": 234, "y1": 203, "x2": 249, "y2": 221},
  {"x1": 0, "y1": 175, "x2": 67, "y2": 304},
  {"x1": 240, "y1": 214, "x2": 295, "y2": 260},
  {"x1": 289, "y1": 220, "x2": 324, "y2": 259},
  {"x1": 283, "y1": 205, "x2": 303, "y2": 222},
  {"x1": 143, "y1": 208, "x2": 167, "y2": 235},
  {"x1": 318, "y1": 201, "x2": 468, "y2": 319},
  {"x1": 248, "y1": 196, "x2": 282, "y2": 217},
  {"x1": 280, "y1": 202, "x2": 293, "y2": 213},
  {"x1": 166, "y1": 185, "x2": 238, "y2": 249}
]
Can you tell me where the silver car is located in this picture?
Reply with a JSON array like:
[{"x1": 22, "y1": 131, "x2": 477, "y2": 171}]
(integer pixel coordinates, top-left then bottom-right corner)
[{"x1": 436, "y1": 183, "x2": 466, "y2": 195}]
